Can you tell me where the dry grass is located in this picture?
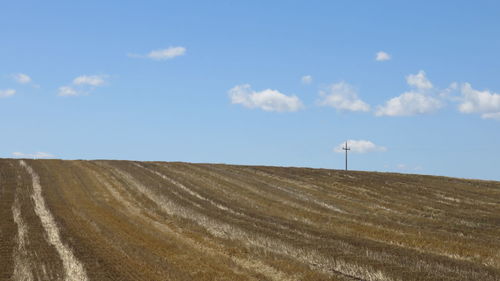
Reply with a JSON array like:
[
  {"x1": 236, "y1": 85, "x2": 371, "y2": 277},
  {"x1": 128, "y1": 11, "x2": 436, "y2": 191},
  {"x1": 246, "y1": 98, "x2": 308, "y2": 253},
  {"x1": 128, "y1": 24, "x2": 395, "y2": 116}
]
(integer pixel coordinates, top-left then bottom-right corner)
[{"x1": 0, "y1": 158, "x2": 499, "y2": 280}]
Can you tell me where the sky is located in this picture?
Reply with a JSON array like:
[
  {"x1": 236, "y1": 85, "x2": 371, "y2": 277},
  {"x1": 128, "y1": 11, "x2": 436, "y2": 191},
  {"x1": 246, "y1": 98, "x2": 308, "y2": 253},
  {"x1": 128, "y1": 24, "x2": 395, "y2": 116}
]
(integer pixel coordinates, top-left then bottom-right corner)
[{"x1": 1, "y1": 1, "x2": 500, "y2": 181}]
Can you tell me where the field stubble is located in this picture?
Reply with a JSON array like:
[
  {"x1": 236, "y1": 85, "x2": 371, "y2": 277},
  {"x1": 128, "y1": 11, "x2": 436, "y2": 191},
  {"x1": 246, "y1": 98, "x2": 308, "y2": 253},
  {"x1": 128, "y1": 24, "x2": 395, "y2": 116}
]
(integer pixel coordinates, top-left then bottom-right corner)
[{"x1": 0, "y1": 158, "x2": 499, "y2": 281}]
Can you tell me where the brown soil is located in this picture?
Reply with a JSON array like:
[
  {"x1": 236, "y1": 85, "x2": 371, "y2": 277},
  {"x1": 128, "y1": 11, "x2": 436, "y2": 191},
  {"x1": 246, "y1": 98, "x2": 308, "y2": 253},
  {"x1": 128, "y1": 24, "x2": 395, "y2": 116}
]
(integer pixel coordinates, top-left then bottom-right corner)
[{"x1": 0, "y1": 158, "x2": 499, "y2": 281}]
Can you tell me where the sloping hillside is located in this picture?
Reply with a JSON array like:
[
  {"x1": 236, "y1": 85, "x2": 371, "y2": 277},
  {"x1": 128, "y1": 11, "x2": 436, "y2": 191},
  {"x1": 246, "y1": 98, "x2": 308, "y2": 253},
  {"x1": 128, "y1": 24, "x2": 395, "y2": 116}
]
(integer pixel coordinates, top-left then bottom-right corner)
[{"x1": 0, "y1": 159, "x2": 499, "y2": 281}]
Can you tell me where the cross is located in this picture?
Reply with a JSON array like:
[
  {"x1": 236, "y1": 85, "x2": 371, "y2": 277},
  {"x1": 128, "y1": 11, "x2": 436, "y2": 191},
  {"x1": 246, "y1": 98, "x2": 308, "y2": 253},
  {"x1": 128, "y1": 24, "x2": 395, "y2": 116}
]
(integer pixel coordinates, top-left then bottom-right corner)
[{"x1": 342, "y1": 141, "x2": 350, "y2": 171}]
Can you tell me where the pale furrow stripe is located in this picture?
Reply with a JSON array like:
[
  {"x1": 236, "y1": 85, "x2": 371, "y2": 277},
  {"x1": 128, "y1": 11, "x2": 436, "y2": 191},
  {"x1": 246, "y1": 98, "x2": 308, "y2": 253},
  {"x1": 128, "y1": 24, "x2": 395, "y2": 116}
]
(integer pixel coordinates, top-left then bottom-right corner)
[
  {"x1": 92, "y1": 166, "x2": 276, "y2": 281},
  {"x1": 177, "y1": 164, "x2": 320, "y2": 219},
  {"x1": 112, "y1": 164, "x2": 393, "y2": 281},
  {"x1": 19, "y1": 161, "x2": 88, "y2": 281},
  {"x1": 106, "y1": 164, "x2": 297, "y2": 281},
  {"x1": 233, "y1": 167, "x2": 349, "y2": 214},
  {"x1": 147, "y1": 163, "x2": 323, "y2": 240},
  {"x1": 12, "y1": 196, "x2": 34, "y2": 281},
  {"x1": 134, "y1": 163, "x2": 240, "y2": 215}
]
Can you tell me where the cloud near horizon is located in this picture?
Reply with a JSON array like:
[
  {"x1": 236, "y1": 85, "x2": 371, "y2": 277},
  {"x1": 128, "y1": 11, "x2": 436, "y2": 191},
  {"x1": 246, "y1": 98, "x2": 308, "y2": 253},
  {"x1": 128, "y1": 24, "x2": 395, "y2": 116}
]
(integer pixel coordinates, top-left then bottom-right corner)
[
  {"x1": 334, "y1": 140, "x2": 387, "y2": 154},
  {"x1": 396, "y1": 163, "x2": 423, "y2": 172},
  {"x1": 228, "y1": 84, "x2": 303, "y2": 112},
  {"x1": 12, "y1": 152, "x2": 54, "y2": 158}
]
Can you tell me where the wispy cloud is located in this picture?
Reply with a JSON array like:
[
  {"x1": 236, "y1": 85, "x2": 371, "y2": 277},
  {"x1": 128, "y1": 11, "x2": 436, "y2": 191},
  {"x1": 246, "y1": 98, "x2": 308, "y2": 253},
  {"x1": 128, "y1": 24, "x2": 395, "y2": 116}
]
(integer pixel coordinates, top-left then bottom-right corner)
[
  {"x1": 0, "y1": 89, "x2": 16, "y2": 98},
  {"x1": 301, "y1": 75, "x2": 312, "y2": 84},
  {"x1": 12, "y1": 152, "x2": 54, "y2": 159},
  {"x1": 396, "y1": 164, "x2": 423, "y2": 171},
  {"x1": 73, "y1": 75, "x2": 105, "y2": 86},
  {"x1": 481, "y1": 112, "x2": 500, "y2": 120},
  {"x1": 376, "y1": 70, "x2": 442, "y2": 116},
  {"x1": 12, "y1": 73, "x2": 40, "y2": 88},
  {"x1": 58, "y1": 86, "x2": 79, "y2": 97},
  {"x1": 318, "y1": 82, "x2": 370, "y2": 112},
  {"x1": 228, "y1": 84, "x2": 303, "y2": 112},
  {"x1": 334, "y1": 140, "x2": 387, "y2": 154},
  {"x1": 375, "y1": 51, "x2": 391, "y2": 61},
  {"x1": 58, "y1": 74, "x2": 107, "y2": 97},
  {"x1": 12, "y1": 73, "x2": 32, "y2": 84},
  {"x1": 128, "y1": 46, "x2": 186, "y2": 60}
]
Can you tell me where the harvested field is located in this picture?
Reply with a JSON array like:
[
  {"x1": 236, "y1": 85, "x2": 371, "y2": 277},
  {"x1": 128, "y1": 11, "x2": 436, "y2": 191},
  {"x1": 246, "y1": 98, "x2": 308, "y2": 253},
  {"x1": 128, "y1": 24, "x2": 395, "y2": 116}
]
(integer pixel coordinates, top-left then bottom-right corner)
[{"x1": 0, "y1": 159, "x2": 499, "y2": 281}]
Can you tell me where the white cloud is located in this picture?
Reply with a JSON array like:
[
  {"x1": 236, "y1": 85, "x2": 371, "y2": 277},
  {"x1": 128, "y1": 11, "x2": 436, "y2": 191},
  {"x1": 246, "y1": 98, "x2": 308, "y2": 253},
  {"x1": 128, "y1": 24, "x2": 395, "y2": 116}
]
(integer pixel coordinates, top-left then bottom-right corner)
[
  {"x1": 58, "y1": 74, "x2": 107, "y2": 97},
  {"x1": 376, "y1": 71, "x2": 442, "y2": 117},
  {"x1": 12, "y1": 152, "x2": 54, "y2": 159},
  {"x1": 301, "y1": 75, "x2": 313, "y2": 84},
  {"x1": 375, "y1": 51, "x2": 391, "y2": 61},
  {"x1": 396, "y1": 163, "x2": 407, "y2": 170},
  {"x1": 58, "y1": 86, "x2": 79, "y2": 96},
  {"x1": 318, "y1": 82, "x2": 370, "y2": 112},
  {"x1": 439, "y1": 82, "x2": 458, "y2": 99},
  {"x1": 482, "y1": 112, "x2": 500, "y2": 120},
  {"x1": 396, "y1": 164, "x2": 422, "y2": 172},
  {"x1": 73, "y1": 75, "x2": 105, "y2": 86},
  {"x1": 0, "y1": 89, "x2": 16, "y2": 98},
  {"x1": 406, "y1": 70, "x2": 433, "y2": 90},
  {"x1": 334, "y1": 140, "x2": 387, "y2": 154},
  {"x1": 228, "y1": 84, "x2": 303, "y2": 112},
  {"x1": 458, "y1": 83, "x2": 500, "y2": 120},
  {"x1": 129, "y1": 46, "x2": 186, "y2": 60},
  {"x1": 396, "y1": 164, "x2": 422, "y2": 171},
  {"x1": 148, "y1": 47, "x2": 186, "y2": 60},
  {"x1": 13, "y1": 73, "x2": 32, "y2": 84},
  {"x1": 375, "y1": 92, "x2": 442, "y2": 116}
]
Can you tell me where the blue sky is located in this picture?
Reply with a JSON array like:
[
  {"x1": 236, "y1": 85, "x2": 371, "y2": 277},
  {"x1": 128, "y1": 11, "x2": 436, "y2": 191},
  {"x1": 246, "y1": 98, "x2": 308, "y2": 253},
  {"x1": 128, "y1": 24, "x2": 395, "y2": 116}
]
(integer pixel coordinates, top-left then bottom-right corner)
[{"x1": 1, "y1": 1, "x2": 500, "y2": 180}]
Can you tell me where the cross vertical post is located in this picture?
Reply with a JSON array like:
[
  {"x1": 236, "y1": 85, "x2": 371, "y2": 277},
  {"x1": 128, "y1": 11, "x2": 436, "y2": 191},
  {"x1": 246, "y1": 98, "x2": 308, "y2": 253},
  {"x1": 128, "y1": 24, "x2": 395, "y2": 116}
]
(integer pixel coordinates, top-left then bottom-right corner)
[{"x1": 342, "y1": 141, "x2": 350, "y2": 171}]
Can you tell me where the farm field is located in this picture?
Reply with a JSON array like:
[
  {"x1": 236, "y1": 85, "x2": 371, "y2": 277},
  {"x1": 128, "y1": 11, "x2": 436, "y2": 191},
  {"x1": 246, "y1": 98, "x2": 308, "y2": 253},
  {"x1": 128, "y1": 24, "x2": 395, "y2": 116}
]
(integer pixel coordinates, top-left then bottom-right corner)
[{"x1": 0, "y1": 158, "x2": 499, "y2": 281}]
